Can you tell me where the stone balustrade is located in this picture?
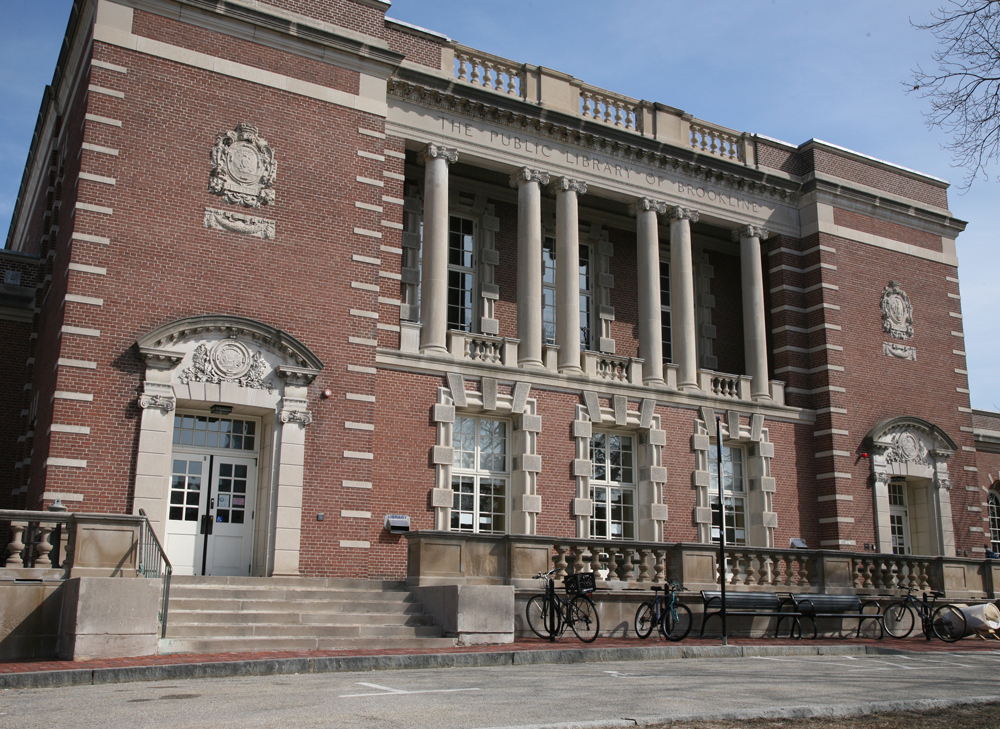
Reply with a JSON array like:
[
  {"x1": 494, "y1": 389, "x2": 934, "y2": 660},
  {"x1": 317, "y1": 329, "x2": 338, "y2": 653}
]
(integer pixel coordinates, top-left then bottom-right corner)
[
  {"x1": 451, "y1": 45, "x2": 525, "y2": 97},
  {"x1": 405, "y1": 531, "x2": 1000, "y2": 600},
  {"x1": 1, "y1": 509, "x2": 146, "y2": 579},
  {"x1": 689, "y1": 120, "x2": 746, "y2": 162},
  {"x1": 578, "y1": 84, "x2": 642, "y2": 132},
  {"x1": 700, "y1": 369, "x2": 752, "y2": 400},
  {"x1": 448, "y1": 331, "x2": 520, "y2": 367},
  {"x1": 583, "y1": 352, "x2": 643, "y2": 385}
]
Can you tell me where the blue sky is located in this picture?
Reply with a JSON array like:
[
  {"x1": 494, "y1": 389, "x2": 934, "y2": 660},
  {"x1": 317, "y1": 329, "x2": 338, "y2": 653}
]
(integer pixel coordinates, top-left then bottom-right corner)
[{"x1": 2, "y1": 1, "x2": 997, "y2": 408}]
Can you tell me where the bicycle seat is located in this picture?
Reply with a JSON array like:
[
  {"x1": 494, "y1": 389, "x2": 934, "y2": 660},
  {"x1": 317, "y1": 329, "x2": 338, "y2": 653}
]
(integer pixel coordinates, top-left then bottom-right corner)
[
  {"x1": 929, "y1": 590, "x2": 945, "y2": 599},
  {"x1": 650, "y1": 585, "x2": 664, "y2": 592}
]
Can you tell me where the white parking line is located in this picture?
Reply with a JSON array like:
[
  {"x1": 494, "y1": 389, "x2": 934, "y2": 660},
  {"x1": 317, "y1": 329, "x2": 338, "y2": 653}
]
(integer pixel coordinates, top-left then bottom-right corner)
[
  {"x1": 894, "y1": 655, "x2": 979, "y2": 668},
  {"x1": 339, "y1": 682, "x2": 483, "y2": 698}
]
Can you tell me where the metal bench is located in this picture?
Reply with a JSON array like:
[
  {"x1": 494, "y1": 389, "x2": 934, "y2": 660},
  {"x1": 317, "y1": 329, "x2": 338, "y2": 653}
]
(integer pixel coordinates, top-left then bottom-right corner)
[
  {"x1": 699, "y1": 590, "x2": 801, "y2": 638},
  {"x1": 788, "y1": 594, "x2": 884, "y2": 639}
]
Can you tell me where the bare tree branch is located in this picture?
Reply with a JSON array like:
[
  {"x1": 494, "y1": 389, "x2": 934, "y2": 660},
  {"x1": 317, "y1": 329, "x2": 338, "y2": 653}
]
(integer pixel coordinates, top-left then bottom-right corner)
[{"x1": 909, "y1": 0, "x2": 1000, "y2": 188}]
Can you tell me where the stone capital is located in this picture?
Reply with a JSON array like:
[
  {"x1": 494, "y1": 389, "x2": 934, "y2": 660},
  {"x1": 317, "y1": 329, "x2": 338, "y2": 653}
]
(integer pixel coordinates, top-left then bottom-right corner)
[
  {"x1": 548, "y1": 176, "x2": 587, "y2": 196},
  {"x1": 420, "y1": 143, "x2": 459, "y2": 165},
  {"x1": 509, "y1": 167, "x2": 550, "y2": 188},
  {"x1": 731, "y1": 224, "x2": 769, "y2": 242},
  {"x1": 628, "y1": 197, "x2": 668, "y2": 217},
  {"x1": 138, "y1": 394, "x2": 176, "y2": 412},
  {"x1": 279, "y1": 409, "x2": 313, "y2": 426},
  {"x1": 666, "y1": 206, "x2": 699, "y2": 223}
]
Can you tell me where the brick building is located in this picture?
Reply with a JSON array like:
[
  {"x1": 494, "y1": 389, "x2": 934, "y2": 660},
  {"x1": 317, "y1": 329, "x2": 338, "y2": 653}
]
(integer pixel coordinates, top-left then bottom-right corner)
[{"x1": 4, "y1": 0, "x2": 999, "y2": 586}]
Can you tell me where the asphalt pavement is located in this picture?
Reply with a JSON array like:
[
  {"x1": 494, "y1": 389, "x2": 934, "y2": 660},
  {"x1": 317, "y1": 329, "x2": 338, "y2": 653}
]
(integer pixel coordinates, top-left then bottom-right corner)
[{"x1": 3, "y1": 650, "x2": 1000, "y2": 728}]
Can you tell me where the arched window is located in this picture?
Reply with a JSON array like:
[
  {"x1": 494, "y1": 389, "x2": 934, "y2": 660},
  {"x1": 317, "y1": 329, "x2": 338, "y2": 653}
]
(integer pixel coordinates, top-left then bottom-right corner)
[{"x1": 989, "y1": 490, "x2": 1000, "y2": 554}]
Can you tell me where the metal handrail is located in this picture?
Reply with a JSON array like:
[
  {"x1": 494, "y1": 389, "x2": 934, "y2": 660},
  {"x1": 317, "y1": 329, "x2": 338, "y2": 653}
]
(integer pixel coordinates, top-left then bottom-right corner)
[{"x1": 137, "y1": 509, "x2": 172, "y2": 639}]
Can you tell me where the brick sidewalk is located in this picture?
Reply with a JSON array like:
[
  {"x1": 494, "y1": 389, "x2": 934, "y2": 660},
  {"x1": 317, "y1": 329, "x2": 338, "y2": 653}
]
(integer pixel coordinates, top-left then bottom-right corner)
[{"x1": 4, "y1": 634, "x2": 999, "y2": 675}]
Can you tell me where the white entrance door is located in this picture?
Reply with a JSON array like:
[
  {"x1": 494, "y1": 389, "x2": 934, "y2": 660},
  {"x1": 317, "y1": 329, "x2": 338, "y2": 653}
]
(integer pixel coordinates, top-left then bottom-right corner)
[
  {"x1": 164, "y1": 452, "x2": 257, "y2": 576},
  {"x1": 889, "y1": 480, "x2": 911, "y2": 555}
]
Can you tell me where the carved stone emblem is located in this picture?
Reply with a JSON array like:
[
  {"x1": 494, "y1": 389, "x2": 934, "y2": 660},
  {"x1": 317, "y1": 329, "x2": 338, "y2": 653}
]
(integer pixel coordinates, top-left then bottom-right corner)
[
  {"x1": 881, "y1": 281, "x2": 913, "y2": 340},
  {"x1": 209, "y1": 123, "x2": 276, "y2": 208},
  {"x1": 180, "y1": 339, "x2": 274, "y2": 392},
  {"x1": 883, "y1": 342, "x2": 917, "y2": 361},
  {"x1": 204, "y1": 207, "x2": 276, "y2": 239},
  {"x1": 885, "y1": 430, "x2": 930, "y2": 466}
]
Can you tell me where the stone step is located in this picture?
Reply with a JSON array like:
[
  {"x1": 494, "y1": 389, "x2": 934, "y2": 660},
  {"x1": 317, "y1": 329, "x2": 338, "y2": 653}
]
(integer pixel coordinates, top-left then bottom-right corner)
[
  {"x1": 168, "y1": 601, "x2": 424, "y2": 622},
  {"x1": 167, "y1": 609, "x2": 434, "y2": 628},
  {"x1": 166, "y1": 588, "x2": 414, "y2": 602},
  {"x1": 168, "y1": 576, "x2": 405, "y2": 590},
  {"x1": 164, "y1": 621, "x2": 441, "y2": 639},
  {"x1": 166, "y1": 597, "x2": 414, "y2": 613},
  {"x1": 158, "y1": 635, "x2": 457, "y2": 655},
  {"x1": 168, "y1": 606, "x2": 427, "y2": 625}
]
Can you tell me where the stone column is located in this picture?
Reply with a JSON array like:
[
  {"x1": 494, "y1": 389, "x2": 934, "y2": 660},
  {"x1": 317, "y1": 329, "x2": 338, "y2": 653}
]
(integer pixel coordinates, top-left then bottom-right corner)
[
  {"x1": 419, "y1": 144, "x2": 459, "y2": 354},
  {"x1": 630, "y1": 197, "x2": 667, "y2": 385},
  {"x1": 551, "y1": 177, "x2": 587, "y2": 374},
  {"x1": 734, "y1": 225, "x2": 770, "y2": 400},
  {"x1": 510, "y1": 167, "x2": 550, "y2": 368},
  {"x1": 667, "y1": 206, "x2": 699, "y2": 390}
]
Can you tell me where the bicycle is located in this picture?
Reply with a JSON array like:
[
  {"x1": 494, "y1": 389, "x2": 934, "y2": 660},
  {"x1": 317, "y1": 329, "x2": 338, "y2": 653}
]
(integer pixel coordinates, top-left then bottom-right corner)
[
  {"x1": 883, "y1": 585, "x2": 967, "y2": 642},
  {"x1": 634, "y1": 580, "x2": 692, "y2": 641},
  {"x1": 525, "y1": 569, "x2": 601, "y2": 643}
]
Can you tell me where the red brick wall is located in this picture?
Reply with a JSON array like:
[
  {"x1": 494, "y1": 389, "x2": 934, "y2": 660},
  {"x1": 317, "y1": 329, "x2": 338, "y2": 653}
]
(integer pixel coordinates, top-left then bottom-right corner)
[
  {"x1": 132, "y1": 10, "x2": 361, "y2": 95},
  {"x1": 811, "y1": 149, "x2": 948, "y2": 209},
  {"x1": 833, "y1": 208, "x2": 942, "y2": 252}
]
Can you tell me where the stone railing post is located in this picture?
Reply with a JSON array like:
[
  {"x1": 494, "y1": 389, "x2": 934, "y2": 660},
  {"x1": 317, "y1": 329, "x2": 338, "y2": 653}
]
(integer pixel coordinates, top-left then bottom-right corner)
[{"x1": 5, "y1": 521, "x2": 27, "y2": 568}]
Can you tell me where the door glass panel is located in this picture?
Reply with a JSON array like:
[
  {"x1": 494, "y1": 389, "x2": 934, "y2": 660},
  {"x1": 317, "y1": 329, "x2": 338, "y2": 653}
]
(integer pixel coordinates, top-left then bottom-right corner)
[{"x1": 169, "y1": 459, "x2": 202, "y2": 522}]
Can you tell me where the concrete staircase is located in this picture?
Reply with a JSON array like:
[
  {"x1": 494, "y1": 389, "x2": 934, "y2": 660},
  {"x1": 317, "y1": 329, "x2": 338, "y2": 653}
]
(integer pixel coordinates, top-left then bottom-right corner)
[{"x1": 159, "y1": 576, "x2": 456, "y2": 654}]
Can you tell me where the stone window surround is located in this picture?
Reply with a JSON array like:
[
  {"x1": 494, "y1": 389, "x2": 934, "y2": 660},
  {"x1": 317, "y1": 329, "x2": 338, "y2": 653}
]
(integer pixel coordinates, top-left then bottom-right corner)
[
  {"x1": 133, "y1": 315, "x2": 322, "y2": 577},
  {"x1": 867, "y1": 417, "x2": 958, "y2": 557},
  {"x1": 571, "y1": 392, "x2": 667, "y2": 541},
  {"x1": 432, "y1": 372, "x2": 540, "y2": 535},
  {"x1": 692, "y1": 406, "x2": 776, "y2": 547}
]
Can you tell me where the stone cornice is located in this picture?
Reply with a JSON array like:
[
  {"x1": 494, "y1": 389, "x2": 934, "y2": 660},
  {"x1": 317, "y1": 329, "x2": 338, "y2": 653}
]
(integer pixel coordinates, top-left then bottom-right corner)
[{"x1": 387, "y1": 76, "x2": 800, "y2": 206}]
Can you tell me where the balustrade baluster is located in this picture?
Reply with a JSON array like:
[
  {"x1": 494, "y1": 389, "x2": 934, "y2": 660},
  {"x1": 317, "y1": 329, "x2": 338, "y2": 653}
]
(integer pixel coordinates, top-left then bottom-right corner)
[
  {"x1": 744, "y1": 552, "x2": 759, "y2": 586},
  {"x1": 470, "y1": 61, "x2": 482, "y2": 86},
  {"x1": 506, "y1": 70, "x2": 518, "y2": 95},
  {"x1": 34, "y1": 523, "x2": 54, "y2": 568},
  {"x1": 457, "y1": 55, "x2": 469, "y2": 82},
  {"x1": 553, "y1": 544, "x2": 569, "y2": 579},
  {"x1": 728, "y1": 551, "x2": 744, "y2": 585},
  {"x1": 571, "y1": 544, "x2": 586, "y2": 575},
  {"x1": 588, "y1": 542, "x2": 604, "y2": 577},
  {"x1": 636, "y1": 548, "x2": 651, "y2": 583},
  {"x1": 797, "y1": 554, "x2": 812, "y2": 588},
  {"x1": 483, "y1": 62, "x2": 495, "y2": 89},
  {"x1": 5, "y1": 521, "x2": 27, "y2": 568},
  {"x1": 652, "y1": 547, "x2": 666, "y2": 584}
]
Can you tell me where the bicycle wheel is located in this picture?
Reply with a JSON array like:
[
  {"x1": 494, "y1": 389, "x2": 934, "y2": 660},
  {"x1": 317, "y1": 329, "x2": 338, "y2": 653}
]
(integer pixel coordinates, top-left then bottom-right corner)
[
  {"x1": 883, "y1": 602, "x2": 915, "y2": 639},
  {"x1": 932, "y1": 605, "x2": 967, "y2": 643},
  {"x1": 634, "y1": 601, "x2": 656, "y2": 639},
  {"x1": 526, "y1": 595, "x2": 561, "y2": 639},
  {"x1": 570, "y1": 596, "x2": 600, "y2": 643},
  {"x1": 662, "y1": 603, "x2": 693, "y2": 641}
]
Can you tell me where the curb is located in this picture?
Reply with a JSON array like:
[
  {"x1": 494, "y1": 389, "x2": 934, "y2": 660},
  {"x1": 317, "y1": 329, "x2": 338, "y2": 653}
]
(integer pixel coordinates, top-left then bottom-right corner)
[
  {"x1": 475, "y1": 695, "x2": 1000, "y2": 729},
  {"x1": 0, "y1": 642, "x2": 934, "y2": 690}
]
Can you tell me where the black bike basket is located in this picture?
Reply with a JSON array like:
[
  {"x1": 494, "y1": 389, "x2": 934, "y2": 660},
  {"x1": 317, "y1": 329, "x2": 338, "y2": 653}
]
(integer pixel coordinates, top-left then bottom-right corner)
[{"x1": 563, "y1": 572, "x2": 596, "y2": 595}]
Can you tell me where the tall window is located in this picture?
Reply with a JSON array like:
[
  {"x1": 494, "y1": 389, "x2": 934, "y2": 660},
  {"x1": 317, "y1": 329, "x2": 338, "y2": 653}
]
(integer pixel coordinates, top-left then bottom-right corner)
[
  {"x1": 888, "y1": 479, "x2": 909, "y2": 555},
  {"x1": 542, "y1": 236, "x2": 557, "y2": 345},
  {"x1": 451, "y1": 416, "x2": 508, "y2": 534},
  {"x1": 541, "y1": 238, "x2": 592, "y2": 350},
  {"x1": 579, "y1": 243, "x2": 592, "y2": 350},
  {"x1": 447, "y1": 215, "x2": 475, "y2": 332},
  {"x1": 590, "y1": 432, "x2": 635, "y2": 540},
  {"x1": 709, "y1": 443, "x2": 746, "y2": 545},
  {"x1": 659, "y1": 255, "x2": 672, "y2": 364},
  {"x1": 989, "y1": 491, "x2": 1000, "y2": 554}
]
